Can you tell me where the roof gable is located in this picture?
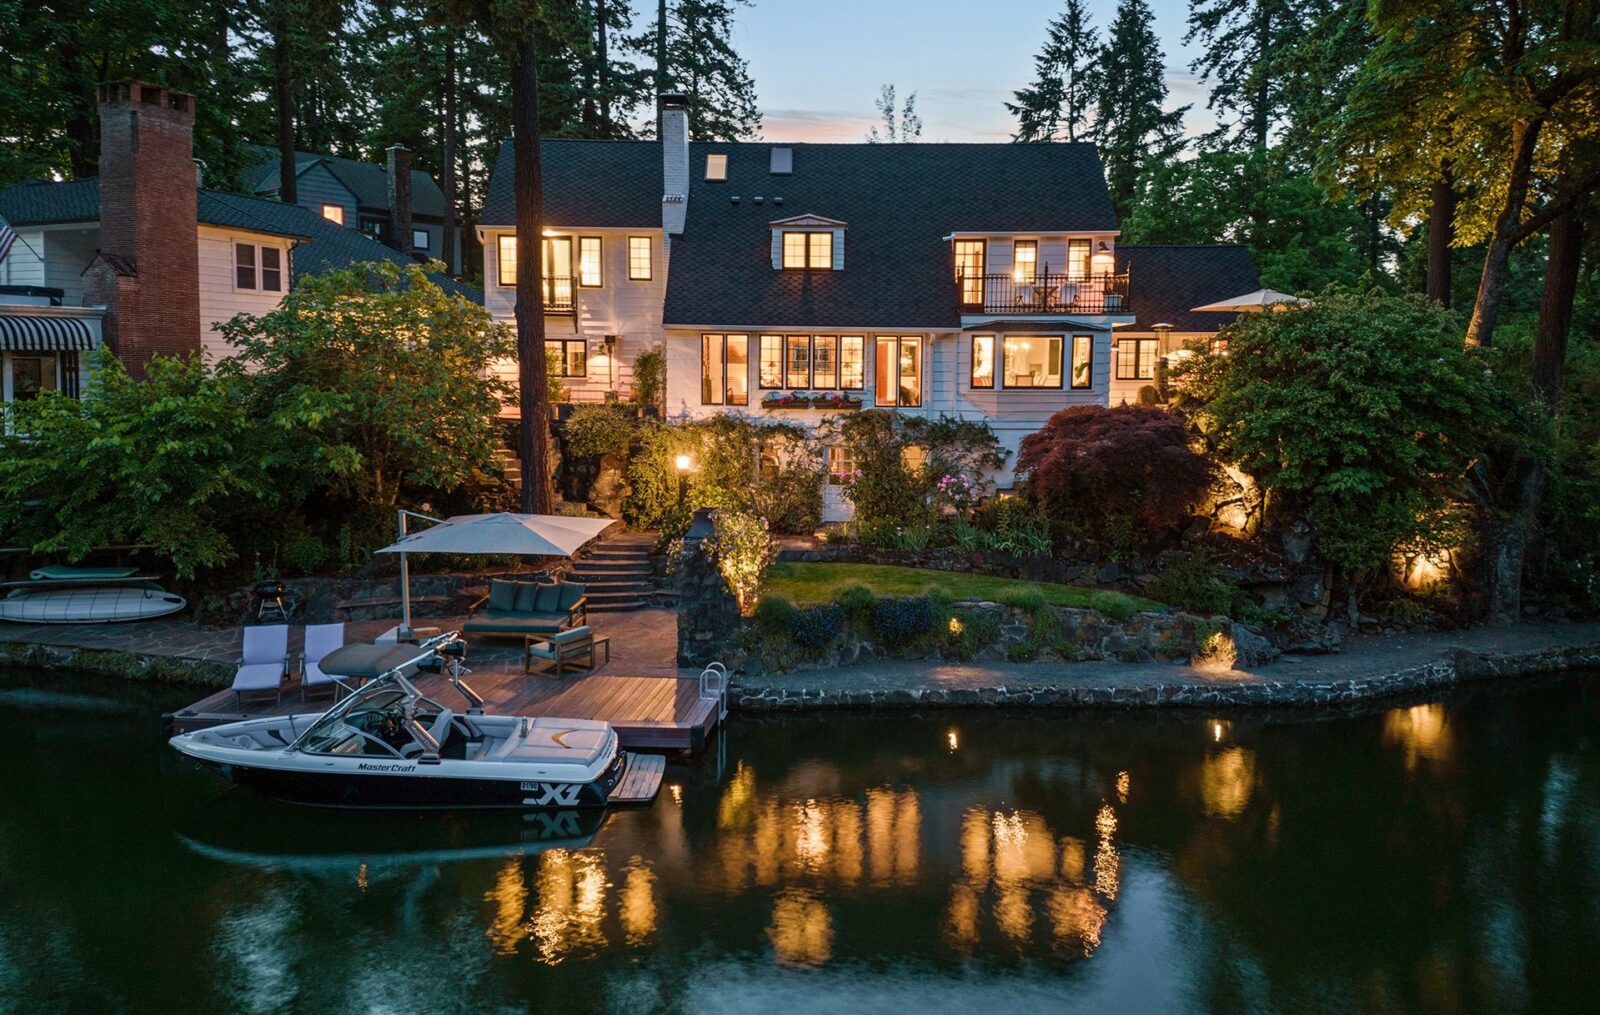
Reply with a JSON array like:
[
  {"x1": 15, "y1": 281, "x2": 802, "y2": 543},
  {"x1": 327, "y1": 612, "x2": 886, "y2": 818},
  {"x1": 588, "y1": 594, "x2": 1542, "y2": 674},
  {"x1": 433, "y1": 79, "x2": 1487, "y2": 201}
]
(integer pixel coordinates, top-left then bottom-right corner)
[
  {"x1": 241, "y1": 145, "x2": 447, "y2": 218},
  {"x1": 769, "y1": 213, "x2": 846, "y2": 228}
]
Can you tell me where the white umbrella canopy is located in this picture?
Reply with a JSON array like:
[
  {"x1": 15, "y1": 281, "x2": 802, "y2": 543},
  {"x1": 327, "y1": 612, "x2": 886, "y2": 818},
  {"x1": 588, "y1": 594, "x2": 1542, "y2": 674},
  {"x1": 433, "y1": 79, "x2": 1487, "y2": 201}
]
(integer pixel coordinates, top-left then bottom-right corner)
[
  {"x1": 377, "y1": 512, "x2": 614, "y2": 558},
  {"x1": 377, "y1": 512, "x2": 615, "y2": 635},
  {"x1": 1190, "y1": 288, "x2": 1306, "y2": 313}
]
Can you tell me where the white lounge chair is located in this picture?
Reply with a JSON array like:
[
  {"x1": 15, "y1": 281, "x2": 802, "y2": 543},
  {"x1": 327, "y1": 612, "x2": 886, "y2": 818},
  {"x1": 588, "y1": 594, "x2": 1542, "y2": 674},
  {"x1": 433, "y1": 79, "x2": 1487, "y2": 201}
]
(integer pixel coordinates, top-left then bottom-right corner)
[
  {"x1": 231, "y1": 624, "x2": 290, "y2": 705},
  {"x1": 300, "y1": 622, "x2": 346, "y2": 701}
]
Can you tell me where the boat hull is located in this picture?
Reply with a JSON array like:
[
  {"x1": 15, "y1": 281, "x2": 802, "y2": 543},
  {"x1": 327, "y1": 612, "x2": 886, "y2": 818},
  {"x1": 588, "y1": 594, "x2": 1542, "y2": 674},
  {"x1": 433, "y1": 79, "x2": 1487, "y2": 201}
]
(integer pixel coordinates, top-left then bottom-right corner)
[
  {"x1": 191, "y1": 748, "x2": 628, "y2": 811},
  {"x1": 0, "y1": 586, "x2": 186, "y2": 623}
]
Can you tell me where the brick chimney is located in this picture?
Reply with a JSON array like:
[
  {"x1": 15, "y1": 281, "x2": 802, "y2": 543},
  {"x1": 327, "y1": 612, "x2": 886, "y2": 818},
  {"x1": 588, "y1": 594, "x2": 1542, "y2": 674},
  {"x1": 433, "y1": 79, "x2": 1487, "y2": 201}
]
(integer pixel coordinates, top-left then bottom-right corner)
[
  {"x1": 659, "y1": 94, "x2": 690, "y2": 238},
  {"x1": 81, "y1": 81, "x2": 201, "y2": 378},
  {"x1": 386, "y1": 144, "x2": 412, "y2": 255}
]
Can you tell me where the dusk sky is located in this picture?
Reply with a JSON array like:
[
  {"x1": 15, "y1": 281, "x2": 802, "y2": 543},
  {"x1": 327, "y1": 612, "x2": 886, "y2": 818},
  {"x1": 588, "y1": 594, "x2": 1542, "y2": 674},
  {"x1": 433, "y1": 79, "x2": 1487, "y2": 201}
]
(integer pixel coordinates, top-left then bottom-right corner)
[{"x1": 632, "y1": 0, "x2": 1212, "y2": 142}]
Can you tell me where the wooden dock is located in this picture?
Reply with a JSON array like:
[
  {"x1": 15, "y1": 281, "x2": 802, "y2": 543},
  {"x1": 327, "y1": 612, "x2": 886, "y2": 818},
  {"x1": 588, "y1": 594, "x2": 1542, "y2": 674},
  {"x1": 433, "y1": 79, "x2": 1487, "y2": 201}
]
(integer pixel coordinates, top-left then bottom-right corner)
[{"x1": 166, "y1": 667, "x2": 723, "y2": 753}]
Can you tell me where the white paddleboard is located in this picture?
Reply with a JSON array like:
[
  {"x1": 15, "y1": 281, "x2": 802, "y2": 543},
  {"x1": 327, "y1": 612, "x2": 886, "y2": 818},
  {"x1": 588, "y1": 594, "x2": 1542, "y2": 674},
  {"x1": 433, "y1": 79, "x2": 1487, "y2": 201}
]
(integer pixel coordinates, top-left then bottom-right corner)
[{"x1": 0, "y1": 587, "x2": 187, "y2": 624}]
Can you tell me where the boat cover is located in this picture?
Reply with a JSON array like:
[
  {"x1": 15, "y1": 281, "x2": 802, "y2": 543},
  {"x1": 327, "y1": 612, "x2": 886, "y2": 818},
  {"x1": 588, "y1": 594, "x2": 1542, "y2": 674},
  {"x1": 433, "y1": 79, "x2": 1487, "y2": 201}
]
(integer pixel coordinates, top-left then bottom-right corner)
[{"x1": 318, "y1": 642, "x2": 433, "y2": 680}]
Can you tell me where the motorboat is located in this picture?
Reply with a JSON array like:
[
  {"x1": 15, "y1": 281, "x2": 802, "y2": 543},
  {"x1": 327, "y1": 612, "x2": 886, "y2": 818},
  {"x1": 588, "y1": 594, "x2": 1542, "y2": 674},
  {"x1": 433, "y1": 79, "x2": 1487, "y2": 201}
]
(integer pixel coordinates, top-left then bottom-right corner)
[
  {"x1": 0, "y1": 565, "x2": 185, "y2": 623},
  {"x1": 168, "y1": 636, "x2": 664, "y2": 811}
]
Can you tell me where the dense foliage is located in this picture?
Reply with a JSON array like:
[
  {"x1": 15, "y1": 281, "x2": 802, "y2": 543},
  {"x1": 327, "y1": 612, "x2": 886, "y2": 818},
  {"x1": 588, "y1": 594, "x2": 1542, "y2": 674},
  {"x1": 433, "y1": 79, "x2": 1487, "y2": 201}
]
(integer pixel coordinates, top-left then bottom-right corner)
[
  {"x1": 0, "y1": 263, "x2": 514, "y2": 579},
  {"x1": 823, "y1": 411, "x2": 1008, "y2": 528},
  {"x1": 1016, "y1": 404, "x2": 1218, "y2": 553},
  {"x1": 704, "y1": 509, "x2": 777, "y2": 615},
  {"x1": 1177, "y1": 288, "x2": 1506, "y2": 579}
]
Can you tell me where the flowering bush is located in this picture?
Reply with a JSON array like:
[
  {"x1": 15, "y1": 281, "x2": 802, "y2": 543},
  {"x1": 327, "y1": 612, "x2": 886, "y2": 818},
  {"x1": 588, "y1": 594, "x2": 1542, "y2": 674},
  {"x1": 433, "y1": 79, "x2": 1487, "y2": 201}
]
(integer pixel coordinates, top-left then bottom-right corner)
[
  {"x1": 870, "y1": 596, "x2": 938, "y2": 650},
  {"x1": 933, "y1": 472, "x2": 982, "y2": 514},
  {"x1": 705, "y1": 509, "x2": 778, "y2": 615},
  {"x1": 790, "y1": 604, "x2": 845, "y2": 652}
]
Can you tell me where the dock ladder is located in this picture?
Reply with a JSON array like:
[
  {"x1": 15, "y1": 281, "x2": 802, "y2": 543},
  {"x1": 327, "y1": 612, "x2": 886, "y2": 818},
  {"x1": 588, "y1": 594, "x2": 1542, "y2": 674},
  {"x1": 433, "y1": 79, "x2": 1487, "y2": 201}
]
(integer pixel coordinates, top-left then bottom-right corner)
[{"x1": 699, "y1": 661, "x2": 729, "y2": 722}]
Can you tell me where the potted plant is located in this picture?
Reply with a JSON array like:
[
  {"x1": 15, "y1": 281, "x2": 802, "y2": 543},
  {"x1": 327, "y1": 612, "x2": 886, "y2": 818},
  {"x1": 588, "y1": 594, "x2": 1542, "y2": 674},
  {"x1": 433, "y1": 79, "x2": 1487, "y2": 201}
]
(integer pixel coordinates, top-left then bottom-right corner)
[{"x1": 812, "y1": 392, "x2": 862, "y2": 410}]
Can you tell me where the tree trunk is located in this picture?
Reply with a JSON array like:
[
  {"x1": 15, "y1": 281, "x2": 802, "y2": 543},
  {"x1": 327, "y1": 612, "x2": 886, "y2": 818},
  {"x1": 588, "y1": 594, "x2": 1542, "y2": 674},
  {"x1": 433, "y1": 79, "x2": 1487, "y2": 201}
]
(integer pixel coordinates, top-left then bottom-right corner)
[
  {"x1": 1426, "y1": 165, "x2": 1455, "y2": 306},
  {"x1": 656, "y1": 0, "x2": 669, "y2": 94},
  {"x1": 513, "y1": 29, "x2": 554, "y2": 514},
  {"x1": 1531, "y1": 195, "x2": 1584, "y2": 406},
  {"x1": 1252, "y1": 0, "x2": 1270, "y2": 150},
  {"x1": 581, "y1": 0, "x2": 598, "y2": 135},
  {"x1": 1464, "y1": 118, "x2": 1543, "y2": 348},
  {"x1": 441, "y1": 41, "x2": 458, "y2": 276},
  {"x1": 597, "y1": 0, "x2": 611, "y2": 135},
  {"x1": 273, "y1": 6, "x2": 297, "y2": 205}
]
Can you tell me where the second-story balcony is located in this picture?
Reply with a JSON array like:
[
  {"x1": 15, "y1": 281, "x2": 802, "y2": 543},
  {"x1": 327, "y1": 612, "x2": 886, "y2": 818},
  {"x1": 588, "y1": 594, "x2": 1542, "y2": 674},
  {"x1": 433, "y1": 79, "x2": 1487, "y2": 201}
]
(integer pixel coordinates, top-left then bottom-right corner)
[
  {"x1": 543, "y1": 274, "x2": 574, "y2": 314},
  {"x1": 957, "y1": 271, "x2": 1130, "y2": 316}
]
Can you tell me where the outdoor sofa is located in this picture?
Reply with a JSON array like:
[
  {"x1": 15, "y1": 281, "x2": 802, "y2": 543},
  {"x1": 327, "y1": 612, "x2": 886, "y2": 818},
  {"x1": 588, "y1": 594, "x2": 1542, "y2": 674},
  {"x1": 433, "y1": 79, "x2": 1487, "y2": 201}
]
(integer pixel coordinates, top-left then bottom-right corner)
[{"x1": 463, "y1": 578, "x2": 587, "y2": 639}]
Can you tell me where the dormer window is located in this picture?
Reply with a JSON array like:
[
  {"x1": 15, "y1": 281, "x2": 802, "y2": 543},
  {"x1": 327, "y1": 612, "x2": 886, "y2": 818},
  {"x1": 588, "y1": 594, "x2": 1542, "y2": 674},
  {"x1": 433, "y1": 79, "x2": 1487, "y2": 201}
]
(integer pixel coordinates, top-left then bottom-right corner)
[
  {"x1": 705, "y1": 153, "x2": 728, "y2": 181},
  {"x1": 782, "y1": 231, "x2": 832, "y2": 270}
]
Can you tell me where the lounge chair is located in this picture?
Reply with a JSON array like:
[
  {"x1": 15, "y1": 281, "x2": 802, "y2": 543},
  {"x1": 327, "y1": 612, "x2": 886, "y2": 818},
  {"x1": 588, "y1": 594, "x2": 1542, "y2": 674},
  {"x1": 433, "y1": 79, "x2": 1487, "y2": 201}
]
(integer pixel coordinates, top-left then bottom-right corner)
[
  {"x1": 464, "y1": 578, "x2": 587, "y2": 639},
  {"x1": 523, "y1": 625, "x2": 610, "y2": 678},
  {"x1": 231, "y1": 624, "x2": 290, "y2": 705},
  {"x1": 300, "y1": 622, "x2": 346, "y2": 701}
]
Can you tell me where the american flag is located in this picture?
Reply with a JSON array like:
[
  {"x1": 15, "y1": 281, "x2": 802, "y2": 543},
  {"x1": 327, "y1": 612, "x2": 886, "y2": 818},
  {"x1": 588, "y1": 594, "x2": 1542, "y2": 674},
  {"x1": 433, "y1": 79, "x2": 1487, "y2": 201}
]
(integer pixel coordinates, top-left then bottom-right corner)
[{"x1": 0, "y1": 214, "x2": 16, "y2": 266}]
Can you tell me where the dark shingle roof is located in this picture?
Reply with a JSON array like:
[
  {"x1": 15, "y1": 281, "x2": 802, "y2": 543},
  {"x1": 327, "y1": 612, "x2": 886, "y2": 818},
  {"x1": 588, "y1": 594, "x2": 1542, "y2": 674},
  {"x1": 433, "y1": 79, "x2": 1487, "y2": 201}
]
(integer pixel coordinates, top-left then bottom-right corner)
[
  {"x1": 241, "y1": 145, "x2": 447, "y2": 218},
  {"x1": 1115, "y1": 245, "x2": 1261, "y2": 333},
  {"x1": 479, "y1": 139, "x2": 664, "y2": 228},
  {"x1": 663, "y1": 142, "x2": 1120, "y2": 329},
  {"x1": 0, "y1": 179, "x2": 477, "y2": 301}
]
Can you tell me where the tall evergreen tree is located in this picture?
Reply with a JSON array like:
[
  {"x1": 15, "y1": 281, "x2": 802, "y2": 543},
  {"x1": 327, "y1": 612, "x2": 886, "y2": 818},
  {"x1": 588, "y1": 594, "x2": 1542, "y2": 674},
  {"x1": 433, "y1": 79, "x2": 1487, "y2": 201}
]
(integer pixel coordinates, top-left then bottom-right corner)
[
  {"x1": 1094, "y1": 0, "x2": 1188, "y2": 217},
  {"x1": 1184, "y1": 0, "x2": 1302, "y2": 149},
  {"x1": 648, "y1": 0, "x2": 761, "y2": 140},
  {"x1": 1006, "y1": 0, "x2": 1101, "y2": 143}
]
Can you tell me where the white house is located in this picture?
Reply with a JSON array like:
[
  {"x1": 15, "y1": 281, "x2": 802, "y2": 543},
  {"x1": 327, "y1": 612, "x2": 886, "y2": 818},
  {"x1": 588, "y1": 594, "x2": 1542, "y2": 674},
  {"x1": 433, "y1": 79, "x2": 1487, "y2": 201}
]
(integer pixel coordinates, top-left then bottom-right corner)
[{"x1": 480, "y1": 97, "x2": 1259, "y2": 521}]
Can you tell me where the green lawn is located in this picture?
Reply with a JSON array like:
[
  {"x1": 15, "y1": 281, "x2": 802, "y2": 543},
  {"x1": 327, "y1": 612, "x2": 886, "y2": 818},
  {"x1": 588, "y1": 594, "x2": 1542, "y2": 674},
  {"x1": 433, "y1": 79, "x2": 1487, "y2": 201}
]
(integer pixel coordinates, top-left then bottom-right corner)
[{"x1": 762, "y1": 562, "x2": 1162, "y2": 610}]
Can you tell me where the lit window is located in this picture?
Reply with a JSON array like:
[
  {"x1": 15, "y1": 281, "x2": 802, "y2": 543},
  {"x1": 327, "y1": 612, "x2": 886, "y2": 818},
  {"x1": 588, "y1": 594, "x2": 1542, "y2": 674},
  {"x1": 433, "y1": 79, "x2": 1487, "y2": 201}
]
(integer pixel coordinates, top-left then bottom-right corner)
[
  {"x1": 321, "y1": 204, "x2": 344, "y2": 225},
  {"x1": 827, "y1": 446, "x2": 858, "y2": 485},
  {"x1": 1012, "y1": 240, "x2": 1037, "y2": 282},
  {"x1": 971, "y1": 334, "x2": 994, "y2": 389},
  {"x1": 785, "y1": 335, "x2": 811, "y2": 388},
  {"x1": 758, "y1": 334, "x2": 783, "y2": 389},
  {"x1": 954, "y1": 240, "x2": 985, "y2": 306},
  {"x1": 701, "y1": 334, "x2": 748, "y2": 406},
  {"x1": 578, "y1": 236, "x2": 602, "y2": 287},
  {"x1": 497, "y1": 235, "x2": 517, "y2": 286},
  {"x1": 1067, "y1": 238, "x2": 1090, "y2": 280},
  {"x1": 1071, "y1": 335, "x2": 1093, "y2": 389},
  {"x1": 840, "y1": 336, "x2": 865, "y2": 390},
  {"x1": 874, "y1": 336, "x2": 921, "y2": 407},
  {"x1": 1002, "y1": 335, "x2": 1063, "y2": 388},
  {"x1": 260, "y1": 246, "x2": 282, "y2": 293},
  {"x1": 811, "y1": 336, "x2": 838, "y2": 389},
  {"x1": 706, "y1": 153, "x2": 728, "y2": 181},
  {"x1": 1116, "y1": 338, "x2": 1159, "y2": 380},
  {"x1": 545, "y1": 339, "x2": 587, "y2": 377},
  {"x1": 234, "y1": 243, "x2": 256, "y2": 290},
  {"x1": 628, "y1": 236, "x2": 652, "y2": 280},
  {"x1": 902, "y1": 445, "x2": 928, "y2": 472},
  {"x1": 781, "y1": 231, "x2": 833, "y2": 270},
  {"x1": 412, "y1": 229, "x2": 429, "y2": 251},
  {"x1": 543, "y1": 237, "x2": 573, "y2": 308}
]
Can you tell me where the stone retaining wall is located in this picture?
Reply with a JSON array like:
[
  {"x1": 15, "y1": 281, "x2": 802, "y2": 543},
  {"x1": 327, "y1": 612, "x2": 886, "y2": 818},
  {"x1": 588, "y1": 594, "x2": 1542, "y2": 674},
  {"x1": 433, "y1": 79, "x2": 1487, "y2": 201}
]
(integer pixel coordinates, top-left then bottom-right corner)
[
  {"x1": 730, "y1": 644, "x2": 1600, "y2": 712},
  {"x1": 0, "y1": 640, "x2": 230, "y2": 687}
]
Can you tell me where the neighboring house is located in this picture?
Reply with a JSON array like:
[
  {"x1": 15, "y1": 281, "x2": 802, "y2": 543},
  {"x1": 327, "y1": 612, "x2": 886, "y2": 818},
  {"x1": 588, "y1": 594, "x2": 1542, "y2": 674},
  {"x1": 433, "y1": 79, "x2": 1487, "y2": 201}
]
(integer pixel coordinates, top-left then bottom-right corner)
[
  {"x1": 0, "y1": 80, "x2": 475, "y2": 406},
  {"x1": 241, "y1": 144, "x2": 460, "y2": 275},
  {"x1": 479, "y1": 95, "x2": 1255, "y2": 521},
  {"x1": 1108, "y1": 245, "x2": 1258, "y2": 407}
]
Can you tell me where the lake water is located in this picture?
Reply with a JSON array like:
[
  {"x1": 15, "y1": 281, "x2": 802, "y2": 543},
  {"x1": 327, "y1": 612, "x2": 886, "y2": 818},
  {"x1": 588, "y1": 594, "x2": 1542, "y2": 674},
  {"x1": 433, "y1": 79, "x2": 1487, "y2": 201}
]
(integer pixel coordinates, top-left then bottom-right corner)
[{"x1": 2, "y1": 668, "x2": 1598, "y2": 1014}]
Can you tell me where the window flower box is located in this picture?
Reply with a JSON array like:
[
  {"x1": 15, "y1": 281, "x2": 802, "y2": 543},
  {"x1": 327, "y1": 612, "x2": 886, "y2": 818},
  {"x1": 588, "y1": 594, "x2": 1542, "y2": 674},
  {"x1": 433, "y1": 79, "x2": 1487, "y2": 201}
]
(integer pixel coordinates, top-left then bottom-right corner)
[
  {"x1": 762, "y1": 391, "x2": 814, "y2": 409},
  {"x1": 812, "y1": 393, "x2": 863, "y2": 410}
]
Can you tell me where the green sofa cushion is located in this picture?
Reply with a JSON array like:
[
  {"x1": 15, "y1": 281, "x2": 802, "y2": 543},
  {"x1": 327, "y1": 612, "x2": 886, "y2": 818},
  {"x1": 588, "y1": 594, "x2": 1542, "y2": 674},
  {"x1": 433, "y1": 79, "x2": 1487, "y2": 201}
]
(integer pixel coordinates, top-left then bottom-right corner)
[
  {"x1": 463, "y1": 612, "x2": 565, "y2": 635},
  {"x1": 513, "y1": 582, "x2": 540, "y2": 612},
  {"x1": 557, "y1": 582, "x2": 586, "y2": 610},
  {"x1": 533, "y1": 583, "x2": 563, "y2": 613},
  {"x1": 488, "y1": 579, "x2": 518, "y2": 613},
  {"x1": 550, "y1": 625, "x2": 592, "y2": 645}
]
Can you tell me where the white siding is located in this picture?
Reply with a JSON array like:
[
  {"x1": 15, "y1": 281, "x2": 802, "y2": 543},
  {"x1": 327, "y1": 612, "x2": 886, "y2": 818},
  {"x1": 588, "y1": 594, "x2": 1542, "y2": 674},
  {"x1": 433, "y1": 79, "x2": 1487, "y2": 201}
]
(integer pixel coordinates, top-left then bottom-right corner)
[
  {"x1": 0, "y1": 227, "x2": 100, "y2": 306},
  {"x1": 0, "y1": 229, "x2": 48, "y2": 289},
  {"x1": 197, "y1": 226, "x2": 293, "y2": 362},
  {"x1": 481, "y1": 226, "x2": 668, "y2": 410}
]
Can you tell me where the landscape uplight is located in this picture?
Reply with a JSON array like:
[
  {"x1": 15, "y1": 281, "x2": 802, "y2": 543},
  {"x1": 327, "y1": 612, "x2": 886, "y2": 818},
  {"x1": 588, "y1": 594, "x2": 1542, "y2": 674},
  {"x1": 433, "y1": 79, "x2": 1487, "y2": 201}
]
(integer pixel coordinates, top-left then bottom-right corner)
[{"x1": 675, "y1": 453, "x2": 693, "y2": 473}]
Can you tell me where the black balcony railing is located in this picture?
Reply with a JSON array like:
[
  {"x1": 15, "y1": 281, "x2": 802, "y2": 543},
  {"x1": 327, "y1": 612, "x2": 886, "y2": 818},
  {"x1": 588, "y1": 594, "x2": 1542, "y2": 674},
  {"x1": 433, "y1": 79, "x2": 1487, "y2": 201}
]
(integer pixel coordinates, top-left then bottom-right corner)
[
  {"x1": 957, "y1": 271, "x2": 1130, "y2": 315},
  {"x1": 543, "y1": 274, "x2": 574, "y2": 314}
]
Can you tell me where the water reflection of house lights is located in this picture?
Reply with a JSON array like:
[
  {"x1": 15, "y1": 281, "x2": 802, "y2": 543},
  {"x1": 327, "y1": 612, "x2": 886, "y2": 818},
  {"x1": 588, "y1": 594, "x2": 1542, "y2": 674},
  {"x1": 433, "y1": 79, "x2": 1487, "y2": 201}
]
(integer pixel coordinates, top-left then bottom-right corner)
[
  {"x1": 947, "y1": 729, "x2": 959, "y2": 753},
  {"x1": 669, "y1": 783, "x2": 683, "y2": 804},
  {"x1": 1116, "y1": 771, "x2": 1130, "y2": 804}
]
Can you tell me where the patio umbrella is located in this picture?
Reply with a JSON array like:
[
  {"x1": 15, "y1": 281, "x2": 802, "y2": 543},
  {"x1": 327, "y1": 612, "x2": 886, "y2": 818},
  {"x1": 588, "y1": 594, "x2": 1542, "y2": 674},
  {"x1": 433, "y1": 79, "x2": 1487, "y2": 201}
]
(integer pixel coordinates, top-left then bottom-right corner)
[
  {"x1": 1190, "y1": 288, "x2": 1305, "y2": 313},
  {"x1": 376, "y1": 512, "x2": 615, "y2": 634}
]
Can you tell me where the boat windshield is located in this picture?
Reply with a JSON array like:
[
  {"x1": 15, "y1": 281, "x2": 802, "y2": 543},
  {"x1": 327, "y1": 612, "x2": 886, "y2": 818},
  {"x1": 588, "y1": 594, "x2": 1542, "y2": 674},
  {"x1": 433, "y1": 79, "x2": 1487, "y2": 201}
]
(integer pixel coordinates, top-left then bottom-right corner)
[{"x1": 293, "y1": 681, "x2": 418, "y2": 757}]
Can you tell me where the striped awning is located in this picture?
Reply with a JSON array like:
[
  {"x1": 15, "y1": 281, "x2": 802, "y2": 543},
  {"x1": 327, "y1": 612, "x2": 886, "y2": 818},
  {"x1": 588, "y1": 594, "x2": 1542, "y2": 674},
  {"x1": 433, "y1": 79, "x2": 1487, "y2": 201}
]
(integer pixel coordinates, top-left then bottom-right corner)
[{"x1": 0, "y1": 314, "x2": 98, "y2": 352}]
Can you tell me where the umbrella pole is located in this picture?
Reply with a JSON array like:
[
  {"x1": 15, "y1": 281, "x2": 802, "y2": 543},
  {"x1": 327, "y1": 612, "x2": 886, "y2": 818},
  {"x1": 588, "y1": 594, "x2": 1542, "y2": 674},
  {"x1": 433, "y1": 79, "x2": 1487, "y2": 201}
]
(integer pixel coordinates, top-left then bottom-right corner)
[{"x1": 398, "y1": 509, "x2": 412, "y2": 638}]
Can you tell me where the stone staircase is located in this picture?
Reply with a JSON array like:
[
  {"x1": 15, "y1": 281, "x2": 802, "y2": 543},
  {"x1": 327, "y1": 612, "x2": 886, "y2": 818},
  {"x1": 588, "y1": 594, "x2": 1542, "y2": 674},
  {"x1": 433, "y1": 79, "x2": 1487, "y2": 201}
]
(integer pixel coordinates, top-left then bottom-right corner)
[{"x1": 568, "y1": 531, "x2": 671, "y2": 613}]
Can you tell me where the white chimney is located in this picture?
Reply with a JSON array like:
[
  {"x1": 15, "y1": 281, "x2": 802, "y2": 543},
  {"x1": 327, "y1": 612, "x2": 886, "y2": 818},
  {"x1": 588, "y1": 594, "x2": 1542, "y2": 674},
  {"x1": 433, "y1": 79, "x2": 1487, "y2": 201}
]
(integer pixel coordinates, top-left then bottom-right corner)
[{"x1": 659, "y1": 93, "x2": 690, "y2": 237}]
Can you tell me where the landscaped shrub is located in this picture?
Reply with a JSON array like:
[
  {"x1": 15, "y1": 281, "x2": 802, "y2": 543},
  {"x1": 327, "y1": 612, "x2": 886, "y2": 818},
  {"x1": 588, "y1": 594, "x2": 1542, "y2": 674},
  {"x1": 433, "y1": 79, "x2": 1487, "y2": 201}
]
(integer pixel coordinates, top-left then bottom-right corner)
[
  {"x1": 563, "y1": 403, "x2": 637, "y2": 459},
  {"x1": 1089, "y1": 590, "x2": 1139, "y2": 620},
  {"x1": 870, "y1": 596, "x2": 938, "y2": 650},
  {"x1": 1016, "y1": 405, "x2": 1218, "y2": 554},
  {"x1": 631, "y1": 347, "x2": 665, "y2": 411},
  {"x1": 791, "y1": 604, "x2": 845, "y2": 652},
  {"x1": 1147, "y1": 549, "x2": 1239, "y2": 617},
  {"x1": 834, "y1": 584, "x2": 876, "y2": 629},
  {"x1": 825, "y1": 411, "x2": 1008, "y2": 527},
  {"x1": 706, "y1": 510, "x2": 779, "y2": 615},
  {"x1": 621, "y1": 416, "x2": 822, "y2": 533},
  {"x1": 753, "y1": 595, "x2": 796, "y2": 640},
  {"x1": 944, "y1": 608, "x2": 1002, "y2": 661}
]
